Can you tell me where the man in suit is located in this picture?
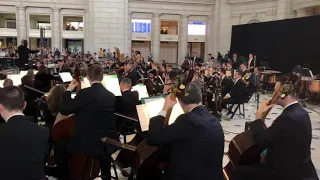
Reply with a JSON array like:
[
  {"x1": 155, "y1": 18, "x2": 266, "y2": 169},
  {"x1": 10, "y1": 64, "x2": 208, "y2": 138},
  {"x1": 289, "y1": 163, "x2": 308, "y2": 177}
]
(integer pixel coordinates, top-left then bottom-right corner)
[
  {"x1": 147, "y1": 82, "x2": 225, "y2": 180},
  {"x1": 0, "y1": 86, "x2": 49, "y2": 180},
  {"x1": 56, "y1": 64, "x2": 118, "y2": 180},
  {"x1": 116, "y1": 78, "x2": 139, "y2": 133},
  {"x1": 232, "y1": 53, "x2": 240, "y2": 69},
  {"x1": 221, "y1": 69, "x2": 246, "y2": 108},
  {"x1": 220, "y1": 68, "x2": 234, "y2": 98},
  {"x1": 247, "y1": 53, "x2": 254, "y2": 71},
  {"x1": 231, "y1": 75, "x2": 318, "y2": 180},
  {"x1": 17, "y1": 40, "x2": 39, "y2": 69},
  {"x1": 124, "y1": 62, "x2": 139, "y2": 86}
]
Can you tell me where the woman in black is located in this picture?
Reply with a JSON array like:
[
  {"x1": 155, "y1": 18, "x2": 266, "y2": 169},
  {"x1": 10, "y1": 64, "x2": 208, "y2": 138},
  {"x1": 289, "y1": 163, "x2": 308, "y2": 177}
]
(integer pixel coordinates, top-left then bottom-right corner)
[{"x1": 34, "y1": 65, "x2": 54, "y2": 92}]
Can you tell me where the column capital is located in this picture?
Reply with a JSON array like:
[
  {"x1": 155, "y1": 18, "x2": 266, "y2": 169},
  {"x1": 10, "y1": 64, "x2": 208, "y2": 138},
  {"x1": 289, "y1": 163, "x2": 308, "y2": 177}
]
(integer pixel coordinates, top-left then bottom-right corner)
[
  {"x1": 153, "y1": 12, "x2": 160, "y2": 17},
  {"x1": 16, "y1": 5, "x2": 26, "y2": 10},
  {"x1": 52, "y1": 7, "x2": 61, "y2": 12}
]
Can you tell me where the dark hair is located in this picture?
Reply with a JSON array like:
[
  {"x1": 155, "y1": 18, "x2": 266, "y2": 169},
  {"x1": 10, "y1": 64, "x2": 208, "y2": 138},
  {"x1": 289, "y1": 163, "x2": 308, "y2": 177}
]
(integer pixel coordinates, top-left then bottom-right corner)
[
  {"x1": 208, "y1": 53, "x2": 212, "y2": 56},
  {"x1": 178, "y1": 82, "x2": 202, "y2": 105},
  {"x1": 220, "y1": 68, "x2": 226, "y2": 74},
  {"x1": 0, "y1": 86, "x2": 25, "y2": 111},
  {"x1": 21, "y1": 75, "x2": 34, "y2": 87},
  {"x1": 168, "y1": 70, "x2": 178, "y2": 80},
  {"x1": 3, "y1": 79, "x2": 13, "y2": 87},
  {"x1": 87, "y1": 64, "x2": 104, "y2": 81},
  {"x1": 37, "y1": 65, "x2": 49, "y2": 74},
  {"x1": 47, "y1": 85, "x2": 66, "y2": 115},
  {"x1": 235, "y1": 69, "x2": 243, "y2": 76},
  {"x1": 276, "y1": 75, "x2": 298, "y2": 97},
  {"x1": 121, "y1": 78, "x2": 132, "y2": 88}
]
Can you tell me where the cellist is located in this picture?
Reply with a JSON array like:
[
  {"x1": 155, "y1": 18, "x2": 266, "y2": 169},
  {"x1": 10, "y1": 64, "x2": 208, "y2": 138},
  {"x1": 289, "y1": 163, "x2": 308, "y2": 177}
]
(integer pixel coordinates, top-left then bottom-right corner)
[
  {"x1": 147, "y1": 82, "x2": 225, "y2": 180},
  {"x1": 231, "y1": 75, "x2": 318, "y2": 180},
  {"x1": 54, "y1": 64, "x2": 119, "y2": 180}
]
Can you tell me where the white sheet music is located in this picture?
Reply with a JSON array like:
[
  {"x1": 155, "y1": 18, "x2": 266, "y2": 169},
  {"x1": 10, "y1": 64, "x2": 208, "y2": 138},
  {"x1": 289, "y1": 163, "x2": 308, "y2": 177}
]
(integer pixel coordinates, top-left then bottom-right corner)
[
  {"x1": 132, "y1": 84, "x2": 149, "y2": 100},
  {"x1": 71, "y1": 93, "x2": 77, "y2": 99},
  {"x1": 142, "y1": 96, "x2": 184, "y2": 128},
  {"x1": 20, "y1": 70, "x2": 38, "y2": 76},
  {"x1": 83, "y1": 75, "x2": 122, "y2": 96},
  {"x1": 136, "y1": 104, "x2": 150, "y2": 132},
  {"x1": 0, "y1": 80, "x2": 4, "y2": 88},
  {"x1": 59, "y1": 72, "x2": 73, "y2": 83}
]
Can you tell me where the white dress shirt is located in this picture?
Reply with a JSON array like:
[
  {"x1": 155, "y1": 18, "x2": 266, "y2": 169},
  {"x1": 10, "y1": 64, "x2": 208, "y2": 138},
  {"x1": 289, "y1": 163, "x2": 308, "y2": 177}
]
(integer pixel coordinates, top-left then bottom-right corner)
[
  {"x1": 7, "y1": 113, "x2": 24, "y2": 121},
  {"x1": 283, "y1": 101, "x2": 299, "y2": 110}
]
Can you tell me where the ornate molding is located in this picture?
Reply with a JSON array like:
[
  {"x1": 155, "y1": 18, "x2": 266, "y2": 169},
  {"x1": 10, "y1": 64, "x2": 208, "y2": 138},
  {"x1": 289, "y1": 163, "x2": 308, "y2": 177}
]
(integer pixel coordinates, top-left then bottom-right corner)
[
  {"x1": 129, "y1": 0, "x2": 214, "y2": 6},
  {"x1": 292, "y1": 0, "x2": 320, "y2": 11}
]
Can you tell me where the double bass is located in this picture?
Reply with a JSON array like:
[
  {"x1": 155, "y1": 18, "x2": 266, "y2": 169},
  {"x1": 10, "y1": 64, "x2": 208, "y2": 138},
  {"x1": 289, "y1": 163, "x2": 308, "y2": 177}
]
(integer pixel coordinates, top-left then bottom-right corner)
[
  {"x1": 223, "y1": 77, "x2": 296, "y2": 180},
  {"x1": 50, "y1": 64, "x2": 100, "y2": 180}
]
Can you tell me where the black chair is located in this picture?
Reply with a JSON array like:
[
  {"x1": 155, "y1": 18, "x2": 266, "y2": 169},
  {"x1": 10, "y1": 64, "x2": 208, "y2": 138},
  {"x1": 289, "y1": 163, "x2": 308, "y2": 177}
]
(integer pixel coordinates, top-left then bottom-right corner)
[{"x1": 84, "y1": 155, "x2": 119, "y2": 180}]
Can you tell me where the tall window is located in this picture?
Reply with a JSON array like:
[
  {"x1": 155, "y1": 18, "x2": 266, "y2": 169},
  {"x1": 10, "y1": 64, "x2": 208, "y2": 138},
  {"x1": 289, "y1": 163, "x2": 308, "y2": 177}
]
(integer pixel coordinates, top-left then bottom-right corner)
[{"x1": 6, "y1": 20, "x2": 16, "y2": 29}]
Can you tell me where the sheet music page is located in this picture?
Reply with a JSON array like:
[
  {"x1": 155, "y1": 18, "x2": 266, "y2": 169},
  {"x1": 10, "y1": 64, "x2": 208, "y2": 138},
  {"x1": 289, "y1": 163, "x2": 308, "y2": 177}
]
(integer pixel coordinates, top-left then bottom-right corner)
[
  {"x1": 132, "y1": 84, "x2": 149, "y2": 100},
  {"x1": 59, "y1": 72, "x2": 73, "y2": 82},
  {"x1": 136, "y1": 104, "x2": 150, "y2": 132},
  {"x1": 7, "y1": 74, "x2": 22, "y2": 86},
  {"x1": 71, "y1": 93, "x2": 77, "y2": 99},
  {"x1": 0, "y1": 80, "x2": 4, "y2": 88},
  {"x1": 144, "y1": 97, "x2": 184, "y2": 125},
  {"x1": 103, "y1": 75, "x2": 122, "y2": 96},
  {"x1": 20, "y1": 70, "x2": 38, "y2": 76}
]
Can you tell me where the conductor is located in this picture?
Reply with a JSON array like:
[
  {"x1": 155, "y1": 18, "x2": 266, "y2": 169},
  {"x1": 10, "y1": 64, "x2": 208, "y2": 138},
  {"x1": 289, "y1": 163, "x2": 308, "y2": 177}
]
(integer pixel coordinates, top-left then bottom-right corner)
[{"x1": 17, "y1": 40, "x2": 39, "y2": 69}]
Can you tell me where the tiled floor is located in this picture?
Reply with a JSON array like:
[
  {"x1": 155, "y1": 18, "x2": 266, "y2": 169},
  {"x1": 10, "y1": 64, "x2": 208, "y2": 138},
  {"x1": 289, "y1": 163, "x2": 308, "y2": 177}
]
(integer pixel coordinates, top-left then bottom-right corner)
[{"x1": 50, "y1": 93, "x2": 320, "y2": 180}]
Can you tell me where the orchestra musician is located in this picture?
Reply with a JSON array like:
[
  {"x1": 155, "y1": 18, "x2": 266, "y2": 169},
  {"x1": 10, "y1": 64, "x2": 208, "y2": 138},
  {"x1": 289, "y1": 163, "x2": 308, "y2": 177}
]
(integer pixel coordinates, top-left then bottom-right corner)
[
  {"x1": 0, "y1": 86, "x2": 49, "y2": 180},
  {"x1": 219, "y1": 68, "x2": 234, "y2": 98},
  {"x1": 247, "y1": 53, "x2": 254, "y2": 70},
  {"x1": 116, "y1": 78, "x2": 139, "y2": 133},
  {"x1": 240, "y1": 63, "x2": 248, "y2": 77},
  {"x1": 147, "y1": 82, "x2": 225, "y2": 180},
  {"x1": 124, "y1": 62, "x2": 139, "y2": 86},
  {"x1": 221, "y1": 69, "x2": 246, "y2": 109},
  {"x1": 3, "y1": 78, "x2": 13, "y2": 87},
  {"x1": 232, "y1": 53, "x2": 240, "y2": 69},
  {"x1": 55, "y1": 64, "x2": 119, "y2": 180},
  {"x1": 231, "y1": 75, "x2": 319, "y2": 180}
]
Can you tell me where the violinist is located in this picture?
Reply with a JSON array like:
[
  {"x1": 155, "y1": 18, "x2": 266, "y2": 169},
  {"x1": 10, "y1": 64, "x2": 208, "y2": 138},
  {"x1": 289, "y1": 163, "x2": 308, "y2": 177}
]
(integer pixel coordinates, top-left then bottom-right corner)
[
  {"x1": 55, "y1": 64, "x2": 119, "y2": 180},
  {"x1": 147, "y1": 82, "x2": 225, "y2": 180},
  {"x1": 231, "y1": 75, "x2": 318, "y2": 180},
  {"x1": 219, "y1": 68, "x2": 233, "y2": 98}
]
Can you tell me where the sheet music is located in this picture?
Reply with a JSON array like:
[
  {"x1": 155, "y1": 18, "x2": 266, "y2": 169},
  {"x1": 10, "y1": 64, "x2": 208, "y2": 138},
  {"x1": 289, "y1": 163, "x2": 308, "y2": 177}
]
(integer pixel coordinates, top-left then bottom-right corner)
[
  {"x1": 103, "y1": 75, "x2": 122, "y2": 96},
  {"x1": 71, "y1": 93, "x2": 77, "y2": 99},
  {"x1": 7, "y1": 74, "x2": 22, "y2": 86},
  {"x1": 20, "y1": 70, "x2": 38, "y2": 76},
  {"x1": 0, "y1": 80, "x2": 4, "y2": 88},
  {"x1": 59, "y1": 72, "x2": 73, "y2": 83},
  {"x1": 144, "y1": 97, "x2": 184, "y2": 125},
  {"x1": 83, "y1": 75, "x2": 122, "y2": 96},
  {"x1": 132, "y1": 84, "x2": 149, "y2": 100},
  {"x1": 136, "y1": 104, "x2": 150, "y2": 132}
]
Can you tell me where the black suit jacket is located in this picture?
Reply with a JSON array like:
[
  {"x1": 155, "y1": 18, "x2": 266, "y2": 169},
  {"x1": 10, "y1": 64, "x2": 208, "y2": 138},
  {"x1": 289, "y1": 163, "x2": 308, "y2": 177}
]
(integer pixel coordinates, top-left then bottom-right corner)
[
  {"x1": 0, "y1": 115, "x2": 49, "y2": 180},
  {"x1": 248, "y1": 103, "x2": 318, "y2": 179},
  {"x1": 115, "y1": 90, "x2": 139, "y2": 131},
  {"x1": 230, "y1": 79, "x2": 246, "y2": 102},
  {"x1": 125, "y1": 70, "x2": 139, "y2": 86},
  {"x1": 17, "y1": 45, "x2": 39, "y2": 68},
  {"x1": 147, "y1": 106, "x2": 224, "y2": 180},
  {"x1": 60, "y1": 83, "x2": 118, "y2": 156},
  {"x1": 221, "y1": 76, "x2": 233, "y2": 97}
]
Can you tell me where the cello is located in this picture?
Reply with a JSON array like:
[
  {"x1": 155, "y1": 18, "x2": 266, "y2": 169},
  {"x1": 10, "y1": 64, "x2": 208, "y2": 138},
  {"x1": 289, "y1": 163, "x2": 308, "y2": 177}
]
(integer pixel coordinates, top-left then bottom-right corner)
[
  {"x1": 50, "y1": 64, "x2": 100, "y2": 180},
  {"x1": 223, "y1": 76, "x2": 296, "y2": 180},
  {"x1": 130, "y1": 60, "x2": 195, "y2": 180}
]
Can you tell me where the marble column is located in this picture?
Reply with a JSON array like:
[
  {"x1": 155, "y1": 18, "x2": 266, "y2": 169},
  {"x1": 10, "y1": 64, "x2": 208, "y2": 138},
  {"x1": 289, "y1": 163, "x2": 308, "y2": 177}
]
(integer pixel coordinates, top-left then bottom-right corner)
[
  {"x1": 51, "y1": 8, "x2": 61, "y2": 52},
  {"x1": 151, "y1": 13, "x2": 160, "y2": 61},
  {"x1": 178, "y1": 14, "x2": 188, "y2": 65},
  {"x1": 84, "y1": 9, "x2": 93, "y2": 53},
  {"x1": 276, "y1": 0, "x2": 295, "y2": 20},
  {"x1": 16, "y1": 6, "x2": 27, "y2": 45}
]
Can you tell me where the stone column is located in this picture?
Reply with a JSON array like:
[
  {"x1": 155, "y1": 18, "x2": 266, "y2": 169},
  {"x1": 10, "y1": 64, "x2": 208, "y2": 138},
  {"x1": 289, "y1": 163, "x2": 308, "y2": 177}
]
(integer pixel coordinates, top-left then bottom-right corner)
[
  {"x1": 276, "y1": 0, "x2": 295, "y2": 20},
  {"x1": 51, "y1": 8, "x2": 61, "y2": 52},
  {"x1": 151, "y1": 13, "x2": 160, "y2": 61},
  {"x1": 16, "y1": 6, "x2": 27, "y2": 45},
  {"x1": 84, "y1": 9, "x2": 93, "y2": 53},
  {"x1": 212, "y1": 1, "x2": 220, "y2": 57},
  {"x1": 178, "y1": 14, "x2": 188, "y2": 65},
  {"x1": 205, "y1": 15, "x2": 213, "y2": 60}
]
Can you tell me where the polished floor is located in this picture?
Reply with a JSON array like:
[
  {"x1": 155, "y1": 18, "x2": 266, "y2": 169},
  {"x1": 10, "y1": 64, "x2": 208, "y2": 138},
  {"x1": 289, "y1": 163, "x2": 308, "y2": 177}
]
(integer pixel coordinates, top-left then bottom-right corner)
[{"x1": 49, "y1": 93, "x2": 320, "y2": 180}]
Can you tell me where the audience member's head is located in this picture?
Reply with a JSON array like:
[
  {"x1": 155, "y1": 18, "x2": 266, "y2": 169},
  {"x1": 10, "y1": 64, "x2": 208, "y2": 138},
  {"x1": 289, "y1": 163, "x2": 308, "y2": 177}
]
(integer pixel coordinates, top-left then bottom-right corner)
[
  {"x1": 21, "y1": 75, "x2": 34, "y2": 87},
  {"x1": 0, "y1": 86, "x2": 26, "y2": 121},
  {"x1": 87, "y1": 64, "x2": 104, "y2": 83},
  {"x1": 38, "y1": 65, "x2": 49, "y2": 75},
  {"x1": 120, "y1": 78, "x2": 132, "y2": 92},
  {"x1": 220, "y1": 68, "x2": 226, "y2": 76}
]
